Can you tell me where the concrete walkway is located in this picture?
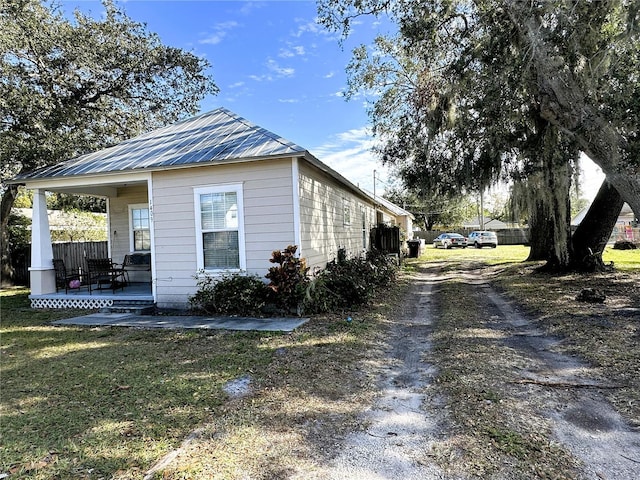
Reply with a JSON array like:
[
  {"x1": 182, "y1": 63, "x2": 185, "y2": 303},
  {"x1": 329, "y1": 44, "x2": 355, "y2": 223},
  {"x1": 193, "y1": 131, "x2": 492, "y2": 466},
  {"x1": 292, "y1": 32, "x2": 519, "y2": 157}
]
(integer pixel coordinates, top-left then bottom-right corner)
[{"x1": 52, "y1": 312, "x2": 309, "y2": 332}]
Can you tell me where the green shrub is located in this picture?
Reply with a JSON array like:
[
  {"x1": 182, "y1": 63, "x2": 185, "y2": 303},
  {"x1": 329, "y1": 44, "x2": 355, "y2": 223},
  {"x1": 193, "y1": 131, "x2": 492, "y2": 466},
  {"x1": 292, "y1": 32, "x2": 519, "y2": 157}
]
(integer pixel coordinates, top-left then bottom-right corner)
[
  {"x1": 305, "y1": 248, "x2": 398, "y2": 313},
  {"x1": 265, "y1": 245, "x2": 310, "y2": 314},
  {"x1": 189, "y1": 273, "x2": 269, "y2": 316}
]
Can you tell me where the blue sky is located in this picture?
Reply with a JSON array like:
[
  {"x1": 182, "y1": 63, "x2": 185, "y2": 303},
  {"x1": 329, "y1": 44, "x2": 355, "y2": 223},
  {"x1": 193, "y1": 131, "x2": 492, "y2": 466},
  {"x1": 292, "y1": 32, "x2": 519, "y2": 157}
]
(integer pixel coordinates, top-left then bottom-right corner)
[
  {"x1": 60, "y1": 0, "x2": 397, "y2": 193},
  {"x1": 60, "y1": 0, "x2": 604, "y2": 201}
]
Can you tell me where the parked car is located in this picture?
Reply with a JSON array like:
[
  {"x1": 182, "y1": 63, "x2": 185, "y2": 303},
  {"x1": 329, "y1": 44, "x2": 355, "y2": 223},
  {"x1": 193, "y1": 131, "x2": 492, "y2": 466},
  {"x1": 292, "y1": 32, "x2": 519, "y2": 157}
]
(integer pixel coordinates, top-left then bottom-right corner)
[
  {"x1": 433, "y1": 233, "x2": 467, "y2": 249},
  {"x1": 468, "y1": 230, "x2": 498, "y2": 248}
]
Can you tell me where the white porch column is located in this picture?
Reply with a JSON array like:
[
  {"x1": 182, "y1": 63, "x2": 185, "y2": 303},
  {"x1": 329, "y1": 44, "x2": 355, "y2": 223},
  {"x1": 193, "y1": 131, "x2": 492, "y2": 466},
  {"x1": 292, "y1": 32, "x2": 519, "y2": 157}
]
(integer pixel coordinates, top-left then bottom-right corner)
[{"x1": 29, "y1": 188, "x2": 56, "y2": 294}]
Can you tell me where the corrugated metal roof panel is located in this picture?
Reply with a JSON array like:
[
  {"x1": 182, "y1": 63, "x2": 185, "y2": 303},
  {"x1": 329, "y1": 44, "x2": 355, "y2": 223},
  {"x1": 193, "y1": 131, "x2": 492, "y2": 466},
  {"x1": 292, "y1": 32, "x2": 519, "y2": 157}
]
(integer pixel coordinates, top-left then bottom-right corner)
[{"x1": 15, "y1": 108, "x2": 306, "y2": 180}]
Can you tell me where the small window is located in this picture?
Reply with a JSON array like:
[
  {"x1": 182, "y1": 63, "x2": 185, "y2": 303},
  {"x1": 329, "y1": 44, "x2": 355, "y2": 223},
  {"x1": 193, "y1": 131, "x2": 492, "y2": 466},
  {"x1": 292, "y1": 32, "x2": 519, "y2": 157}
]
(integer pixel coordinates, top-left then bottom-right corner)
[
  {"x1": 361, "y1": 208, "x2": 368, "y2": 249},
  {"x1": 194, "y1": 184, "x2": 245, "y2": 272},
  {"x1": 129, "y1": 204, "x2": 150, "y2": 251},
  {"x1": 343, "y1": 198, "x2": 351, "y2": 226}
]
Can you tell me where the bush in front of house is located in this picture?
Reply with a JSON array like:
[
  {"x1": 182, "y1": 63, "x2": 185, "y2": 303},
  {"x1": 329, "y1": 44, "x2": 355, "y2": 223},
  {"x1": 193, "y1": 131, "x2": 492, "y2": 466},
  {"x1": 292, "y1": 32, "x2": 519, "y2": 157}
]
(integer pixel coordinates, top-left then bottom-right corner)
[
  {"x1": 265, "y1": 245, "x2": 310, "y2": 314},
  {"x1": 189, "y1": 273, "x2": 269, "y2": 316},
  {"x1": 189, "y1": 246, "x2": 399, "y2": 317},
  {"x1": 304, "y1": 248, "x2": 398, "y2": 313}
]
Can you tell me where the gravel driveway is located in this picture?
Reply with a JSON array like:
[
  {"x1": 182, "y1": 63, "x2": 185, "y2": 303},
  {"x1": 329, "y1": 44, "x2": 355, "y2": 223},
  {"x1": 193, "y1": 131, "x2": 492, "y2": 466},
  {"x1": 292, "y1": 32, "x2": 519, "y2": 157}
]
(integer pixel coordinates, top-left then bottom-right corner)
[{"x1": 300, "y1": 265, "x2": 640, "y2": 479}]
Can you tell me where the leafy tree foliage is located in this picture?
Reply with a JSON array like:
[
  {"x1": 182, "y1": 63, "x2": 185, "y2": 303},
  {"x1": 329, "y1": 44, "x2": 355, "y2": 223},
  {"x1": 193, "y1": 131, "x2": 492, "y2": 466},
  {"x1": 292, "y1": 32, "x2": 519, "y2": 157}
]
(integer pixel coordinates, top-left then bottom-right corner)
[
  {"x1": 0, "y1": 0, "x2": 217, "y2": 281},
  {"x1": 318, "y1": 0, "x2": 639, "y2": 269},
  {"x1": 384, "y1": 188, "x2": 476, "y2": 230}
]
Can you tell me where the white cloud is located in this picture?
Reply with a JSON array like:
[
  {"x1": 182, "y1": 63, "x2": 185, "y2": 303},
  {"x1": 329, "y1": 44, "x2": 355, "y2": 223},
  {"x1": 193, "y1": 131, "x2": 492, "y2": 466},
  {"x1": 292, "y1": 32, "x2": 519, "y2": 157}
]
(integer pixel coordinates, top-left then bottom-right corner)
[
  {"x1": 246, "y1": 59, "x2": 294, "y2": 82},
  {"x1": 310, "y1": 127, "x2": 393, "y2": 193},
  {"x1": 279, "y1": 45, "x2": 306, "y2": 58},
  {"x1": 278, "y1": 98, "x2": 299, "y2": 103},
  {"x1": 200, "y1": 21, "x2": 239, "y2": 45},
  {"x1": 324, "y1": 71, "x2": 335, "y2": 79},
  {"x1": 239, "y1": 2, "x2": 267, "y2": 16},
  {"x1": 228, "y1": 81, "x2": 245, "y2": 89},
  {"x1": 266, "y1": 58, "x2": 294, "y2": 77},
  {"x1": 292, "y1": 18, "x2": 339, "y2": 40},
  {"x1": 248, "y1": 74, "x2": 272, "y2": 82}
]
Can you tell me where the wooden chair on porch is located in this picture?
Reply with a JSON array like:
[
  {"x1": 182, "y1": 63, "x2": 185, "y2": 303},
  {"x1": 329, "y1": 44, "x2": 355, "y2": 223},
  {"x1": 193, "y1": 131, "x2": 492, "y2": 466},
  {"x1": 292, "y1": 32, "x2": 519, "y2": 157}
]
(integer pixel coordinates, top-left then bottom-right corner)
[
  {"x1": 53, "y1": 259, "x2": 81, "y2": 294},
  {"x1": 86, "y1": 258, "x2": 127, "y2": 293}
]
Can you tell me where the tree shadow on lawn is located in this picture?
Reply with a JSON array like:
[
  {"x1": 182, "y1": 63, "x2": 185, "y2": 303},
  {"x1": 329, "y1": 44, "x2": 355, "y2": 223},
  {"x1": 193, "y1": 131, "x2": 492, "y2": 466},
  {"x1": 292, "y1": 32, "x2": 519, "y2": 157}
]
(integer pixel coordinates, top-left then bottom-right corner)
[{"x1": 1, "y1": 312, "x2": 373, "y2": 478}]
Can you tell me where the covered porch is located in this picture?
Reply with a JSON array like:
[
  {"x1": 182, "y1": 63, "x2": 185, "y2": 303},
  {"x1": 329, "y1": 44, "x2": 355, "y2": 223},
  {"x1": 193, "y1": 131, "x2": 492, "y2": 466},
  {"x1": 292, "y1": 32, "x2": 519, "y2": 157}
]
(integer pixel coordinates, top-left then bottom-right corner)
[{"x1": 24, "y1": 171, "x2": 155, "y2": 308}]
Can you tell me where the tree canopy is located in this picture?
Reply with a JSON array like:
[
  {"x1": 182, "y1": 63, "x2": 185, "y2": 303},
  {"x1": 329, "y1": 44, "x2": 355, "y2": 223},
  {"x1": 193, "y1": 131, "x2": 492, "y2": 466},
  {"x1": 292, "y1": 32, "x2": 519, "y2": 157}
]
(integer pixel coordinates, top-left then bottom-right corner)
[
  {"x1": 1, "y1": 0, "x2": 217, "y2": 181},
  {"x1": 318, "y1": 0, "x2": 639, "y2": 268},
  {"x1": 0, "y1": 0, "x2": 218, "y2": 282}
]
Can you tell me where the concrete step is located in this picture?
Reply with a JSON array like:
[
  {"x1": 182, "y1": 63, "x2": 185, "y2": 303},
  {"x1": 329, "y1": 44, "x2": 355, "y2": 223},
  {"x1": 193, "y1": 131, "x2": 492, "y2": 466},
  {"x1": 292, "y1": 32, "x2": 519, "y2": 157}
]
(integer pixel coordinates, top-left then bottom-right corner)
[{"x1": 100, "y1": 299, "x2": 155, "y2": 315}]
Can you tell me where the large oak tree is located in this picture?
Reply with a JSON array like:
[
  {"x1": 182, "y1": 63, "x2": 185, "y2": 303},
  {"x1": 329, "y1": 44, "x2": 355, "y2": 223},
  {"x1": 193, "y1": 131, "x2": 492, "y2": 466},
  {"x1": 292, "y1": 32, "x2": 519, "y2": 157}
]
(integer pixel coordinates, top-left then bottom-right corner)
[
  {"x1": 1, "y1": 0, "x2": 218, "y2": 281},
  {"x1": 318, "y1": 0, "x2": 639, "y2": 270}
]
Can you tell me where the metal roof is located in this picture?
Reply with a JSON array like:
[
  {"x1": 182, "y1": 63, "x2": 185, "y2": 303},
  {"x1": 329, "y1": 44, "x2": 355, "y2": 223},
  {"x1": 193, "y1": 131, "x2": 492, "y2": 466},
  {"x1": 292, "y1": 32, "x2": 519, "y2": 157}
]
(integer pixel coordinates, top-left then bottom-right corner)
[
  {"x1": 360, "y1": 188, "x2": 415, "y2": 219},
  {"x1": 15, "y1": 108, "x2": 307, "y2": 180}
]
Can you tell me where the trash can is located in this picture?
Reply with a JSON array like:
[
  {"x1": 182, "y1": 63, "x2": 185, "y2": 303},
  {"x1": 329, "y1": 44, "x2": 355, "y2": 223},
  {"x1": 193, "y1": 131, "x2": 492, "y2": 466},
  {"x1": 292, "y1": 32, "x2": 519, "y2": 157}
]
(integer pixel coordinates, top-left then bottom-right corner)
[{"x1": 407, "y1": 239, "x2": 421, "y2": 258}]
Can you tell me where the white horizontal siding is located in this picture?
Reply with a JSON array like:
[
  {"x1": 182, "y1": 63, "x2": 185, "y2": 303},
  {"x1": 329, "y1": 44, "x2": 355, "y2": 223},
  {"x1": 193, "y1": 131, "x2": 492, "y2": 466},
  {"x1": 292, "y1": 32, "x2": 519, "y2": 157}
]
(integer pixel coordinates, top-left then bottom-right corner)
[
  {"x1": 298, "y1": 162, "x2": 376, "y2": 270},
  {"x1": 108, "y1": 184, "x2": 148, "y2": 264},
  {"x1": 151, "y1": 159, "x2": 295, "y2": 307}
]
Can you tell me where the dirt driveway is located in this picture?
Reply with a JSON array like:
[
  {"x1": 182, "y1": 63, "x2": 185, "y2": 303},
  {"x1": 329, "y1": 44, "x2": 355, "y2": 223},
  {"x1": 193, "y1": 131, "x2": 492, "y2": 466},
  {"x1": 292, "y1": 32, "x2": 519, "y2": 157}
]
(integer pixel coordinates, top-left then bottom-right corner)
[{"x1": 301, "y1": 262, "x2": 640, "y2": 479}]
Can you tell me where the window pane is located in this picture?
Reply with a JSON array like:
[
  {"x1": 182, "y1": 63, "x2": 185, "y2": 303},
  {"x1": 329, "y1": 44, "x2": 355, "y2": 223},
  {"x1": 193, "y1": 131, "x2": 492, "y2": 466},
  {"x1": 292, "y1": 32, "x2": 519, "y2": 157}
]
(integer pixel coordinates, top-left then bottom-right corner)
[
  {"x1": 203, "y1": 231, "x2": 239, "y2": 269},
  {"x1": 134, "y1": 230, "x2": 151, "y2": 251},
  {"x1": 132, "y1": 208, "x2": 149, "y2": 229},
  {"x1": 200, "y1": 192, "x2": 238, "y2": 230}
]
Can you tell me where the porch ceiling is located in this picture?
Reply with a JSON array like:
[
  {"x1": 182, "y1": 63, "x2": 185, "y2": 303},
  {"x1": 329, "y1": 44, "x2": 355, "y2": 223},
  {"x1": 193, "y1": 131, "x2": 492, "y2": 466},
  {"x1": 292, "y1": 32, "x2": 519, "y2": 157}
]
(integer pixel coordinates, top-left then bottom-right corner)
[{"x1": 46, "y1": 180, "x2": 147, "y2": 197}]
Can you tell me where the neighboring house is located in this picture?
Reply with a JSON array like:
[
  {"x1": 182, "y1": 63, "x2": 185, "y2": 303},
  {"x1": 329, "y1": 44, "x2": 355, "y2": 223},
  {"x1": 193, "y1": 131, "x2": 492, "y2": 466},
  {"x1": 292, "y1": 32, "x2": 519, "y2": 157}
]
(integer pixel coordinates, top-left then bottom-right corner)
[
  {"x1": 571, "y1": 202, "x2": 636, "y2": 227},
  {"x1": 462, "y1": 217, "x2": 510, "y2": 230},
  {"x1": 572, "y1": 202, "x2": 638, "y2": 243},
  {"x1": 10, "y1": 108, "x2": 412, "y2": 309}
]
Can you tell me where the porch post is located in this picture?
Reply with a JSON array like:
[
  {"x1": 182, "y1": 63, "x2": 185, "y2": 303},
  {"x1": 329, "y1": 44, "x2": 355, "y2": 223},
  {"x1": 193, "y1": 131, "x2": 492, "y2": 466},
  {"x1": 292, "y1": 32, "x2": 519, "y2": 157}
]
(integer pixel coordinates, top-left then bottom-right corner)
[{"x1": 29, "y1": 188, "x2": 56, "y2": 294}]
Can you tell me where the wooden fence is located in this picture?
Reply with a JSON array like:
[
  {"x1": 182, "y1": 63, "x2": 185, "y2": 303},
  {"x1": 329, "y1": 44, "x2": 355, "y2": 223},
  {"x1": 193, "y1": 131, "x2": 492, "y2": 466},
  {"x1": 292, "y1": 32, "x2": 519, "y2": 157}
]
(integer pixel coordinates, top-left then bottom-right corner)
[
  {"x1": 370, "y1": 224, "x2": 401, "y2": 254},
  {"x1": 9, "y1": 241, "x2": 108, "y2": 287},
  {"x1": 413, "y1": 228, "x2": 529, "y2": 245},
  {"x1": 413, "y1": 226, "x2": 640, "y2": 246}
]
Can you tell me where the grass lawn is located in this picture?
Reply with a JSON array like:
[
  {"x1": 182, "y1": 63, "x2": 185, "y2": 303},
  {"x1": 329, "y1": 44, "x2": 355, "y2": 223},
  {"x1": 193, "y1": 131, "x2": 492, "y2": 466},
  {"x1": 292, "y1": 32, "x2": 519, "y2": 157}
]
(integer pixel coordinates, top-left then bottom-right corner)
[
  {"x1": 418, "y1": 242, "x2": 640, "y2": 270},
  {"x1": 1, "y1": 284, "x2": 399, "y2": 479},
  {"x1": 1, "y1": 244, "x2": 638, "y2": 478}
]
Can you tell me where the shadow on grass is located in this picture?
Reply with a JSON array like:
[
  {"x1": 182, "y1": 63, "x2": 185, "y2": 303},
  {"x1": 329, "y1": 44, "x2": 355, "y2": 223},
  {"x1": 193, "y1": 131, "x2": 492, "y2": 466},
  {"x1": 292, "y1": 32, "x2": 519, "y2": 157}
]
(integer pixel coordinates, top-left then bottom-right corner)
[{"x1": 1, "y1": 289, "x2": 374, "y2": 479}]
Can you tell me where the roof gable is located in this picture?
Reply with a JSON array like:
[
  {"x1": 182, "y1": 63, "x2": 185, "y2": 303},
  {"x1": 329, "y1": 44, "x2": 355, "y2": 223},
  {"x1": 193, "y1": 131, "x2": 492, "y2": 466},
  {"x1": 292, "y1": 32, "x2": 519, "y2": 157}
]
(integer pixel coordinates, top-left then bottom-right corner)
[{"x1": 16, "y1": 108, "x2": 306, "y2": 180}]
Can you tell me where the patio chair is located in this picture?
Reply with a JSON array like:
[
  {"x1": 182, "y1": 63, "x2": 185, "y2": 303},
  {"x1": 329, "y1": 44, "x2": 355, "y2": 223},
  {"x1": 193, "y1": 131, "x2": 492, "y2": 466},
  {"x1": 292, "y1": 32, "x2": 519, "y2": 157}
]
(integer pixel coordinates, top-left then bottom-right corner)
[
  {"x1": 119, "y1": 253, "x2": 151, "y2": 285},
  {"x1": 53, "y1": 259, "x2": 81, "y2": 293},
  {"x1": 86, "y1": 258, "x2": 126, "y2": 293}
]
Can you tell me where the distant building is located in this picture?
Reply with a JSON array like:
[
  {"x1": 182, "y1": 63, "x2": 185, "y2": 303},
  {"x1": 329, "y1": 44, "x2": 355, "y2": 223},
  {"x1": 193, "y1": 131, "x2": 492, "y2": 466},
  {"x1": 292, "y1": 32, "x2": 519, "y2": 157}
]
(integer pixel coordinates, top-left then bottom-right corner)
[
  {"x1": 572, "y1": 203, "x2": 638, "y2": 243},
  {"x1": 462, "y1": 217, "x2": 510, "y2": 230}
]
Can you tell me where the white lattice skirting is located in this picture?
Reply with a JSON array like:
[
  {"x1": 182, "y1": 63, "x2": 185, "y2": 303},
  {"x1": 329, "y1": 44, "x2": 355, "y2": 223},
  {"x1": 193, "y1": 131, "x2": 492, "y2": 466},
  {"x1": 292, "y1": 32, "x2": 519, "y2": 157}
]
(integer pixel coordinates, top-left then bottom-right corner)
[{"x1": 31, "y1": 297, "x2": 114, "y2": 309}]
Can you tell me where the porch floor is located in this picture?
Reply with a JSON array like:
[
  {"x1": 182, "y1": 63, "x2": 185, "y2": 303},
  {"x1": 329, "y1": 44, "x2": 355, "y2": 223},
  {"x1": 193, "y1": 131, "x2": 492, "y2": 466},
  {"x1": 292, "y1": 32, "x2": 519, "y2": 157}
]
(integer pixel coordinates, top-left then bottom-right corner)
[{"x1": 30, "y1": 282, "x2": 153, "y2": 309}]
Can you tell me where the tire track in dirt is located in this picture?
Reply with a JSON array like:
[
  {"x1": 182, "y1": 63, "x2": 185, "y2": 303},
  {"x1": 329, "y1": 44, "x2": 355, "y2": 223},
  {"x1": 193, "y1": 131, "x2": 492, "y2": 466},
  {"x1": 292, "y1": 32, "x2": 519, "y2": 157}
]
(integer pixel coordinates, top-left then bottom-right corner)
[
  {"x1": 469, "y1": 274, "x2": 640, "y2": 479},
  {"x1": 306, "y1": 271, "x2": 449, "y2": 479},
  {"x1": 301, "y1": 264, "x2": 640, "y2": 479}
]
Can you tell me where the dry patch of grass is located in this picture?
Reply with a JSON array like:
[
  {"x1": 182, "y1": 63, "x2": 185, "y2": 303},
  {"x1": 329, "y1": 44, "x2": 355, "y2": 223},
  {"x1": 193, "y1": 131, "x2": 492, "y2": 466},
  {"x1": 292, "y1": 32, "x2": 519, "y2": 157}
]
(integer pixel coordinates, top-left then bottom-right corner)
[
  {"x1": 1, "y1": 280, "x2": 407, "y2": 479},
  {"x1": 427, "y1": 276, "x2": 582, "y2": 479},
  {"x1": 494, "y1": 263, "x2": 640, "y2": 427}
]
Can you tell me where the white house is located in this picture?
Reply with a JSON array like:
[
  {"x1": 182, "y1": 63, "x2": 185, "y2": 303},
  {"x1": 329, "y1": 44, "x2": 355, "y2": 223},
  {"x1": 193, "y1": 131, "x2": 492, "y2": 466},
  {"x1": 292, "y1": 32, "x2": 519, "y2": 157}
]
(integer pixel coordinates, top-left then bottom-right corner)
[{"x1": 11, "y1": 108, "x2": 412, "y2": 309}]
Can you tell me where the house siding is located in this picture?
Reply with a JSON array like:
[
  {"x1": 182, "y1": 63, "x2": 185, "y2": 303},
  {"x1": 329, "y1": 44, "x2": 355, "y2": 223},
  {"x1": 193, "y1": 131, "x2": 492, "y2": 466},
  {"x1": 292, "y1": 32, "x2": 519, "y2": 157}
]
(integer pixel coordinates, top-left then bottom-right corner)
[
  {"x1": 151, "y1": 159, "x2": 295, "y2": 308},
  {"x1": 109, "y1": 184, "x2": 148, "y2": 263},
  {"x1": 298, "y1": 162, "x2": 376, "y2": 270}
]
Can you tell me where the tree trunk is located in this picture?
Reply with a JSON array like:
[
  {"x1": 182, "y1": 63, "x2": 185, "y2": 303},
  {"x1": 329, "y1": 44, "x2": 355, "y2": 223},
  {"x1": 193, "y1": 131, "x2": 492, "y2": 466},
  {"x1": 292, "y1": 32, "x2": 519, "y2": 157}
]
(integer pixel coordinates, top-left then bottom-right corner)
[
  {"x1": 525, "y1": 121, "x2": 574, "y2": 269},
  {"x1": 571, "y1": 180, "x2": 624, "y2": 272},
  {"x1": 526, "y1": 195, "x2": 553, "y2": 261},
  {"x1": 509, "y1": 10, "x2": 640, "y2": 219},
  {"x1": 1, "y1": 185, "x2": 19, "y2": 285}
]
